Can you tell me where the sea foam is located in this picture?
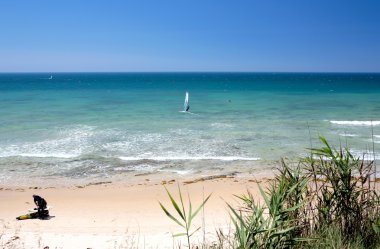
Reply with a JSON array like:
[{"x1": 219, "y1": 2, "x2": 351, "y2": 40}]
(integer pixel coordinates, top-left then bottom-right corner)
[
  {"x1": 330, "y1": 121, "x2": 380, "y2": 126},
  {"x1": 12, "y1": 153, "x2": 76, "y2": 159},
  {"x1": 338, "y1": 133, "x2": 358, "y2": 137},
  {"x1": 119, "y1": 156, "x2": 260, "y2": 161},
  {"x1": 0, "y1": 125, "x2": 95, "y2": 159}
]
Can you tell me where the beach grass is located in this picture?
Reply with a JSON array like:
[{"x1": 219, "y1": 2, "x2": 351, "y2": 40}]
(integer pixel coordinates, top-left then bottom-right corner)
[
  {"x1": 160, "y1": 136, "x2": 380, "y2": 248},
  {"x1": 159, "y1": 185, "x2": 212, "y2": 248}
]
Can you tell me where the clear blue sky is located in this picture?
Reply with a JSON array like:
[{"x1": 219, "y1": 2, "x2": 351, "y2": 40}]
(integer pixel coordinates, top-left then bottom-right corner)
[{"x1": 0, "y1": 0, "x2": 379, "y2": 72}]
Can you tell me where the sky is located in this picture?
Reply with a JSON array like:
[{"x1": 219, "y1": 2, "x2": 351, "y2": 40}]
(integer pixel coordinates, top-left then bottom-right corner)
[{"x1": 0, "y1": 0, "x2": 379, "y2": 72}]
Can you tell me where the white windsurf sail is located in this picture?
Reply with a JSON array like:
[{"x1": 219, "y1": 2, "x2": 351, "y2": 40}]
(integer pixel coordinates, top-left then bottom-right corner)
[{"x1": 184, "y1": 92, "x2": 189, "y2": 111}]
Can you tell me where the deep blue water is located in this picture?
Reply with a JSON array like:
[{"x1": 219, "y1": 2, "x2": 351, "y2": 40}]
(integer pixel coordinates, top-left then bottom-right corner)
[{"x1": 1, "y1": 73, "x2": 380, "y2": 185}]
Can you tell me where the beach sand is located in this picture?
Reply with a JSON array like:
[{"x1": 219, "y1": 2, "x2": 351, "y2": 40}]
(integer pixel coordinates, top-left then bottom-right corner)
[{"x1": 0, "y1": 175, "x2": 270, "y2": 249}]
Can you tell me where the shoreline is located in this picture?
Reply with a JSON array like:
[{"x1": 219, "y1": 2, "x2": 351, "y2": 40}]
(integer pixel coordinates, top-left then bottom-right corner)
[
  {"x1": 0, "y1": 175, "x2": 271, "y2": 248},
  {"x1": 0, "y1": 164, "x2": 278, "y2": 189}
]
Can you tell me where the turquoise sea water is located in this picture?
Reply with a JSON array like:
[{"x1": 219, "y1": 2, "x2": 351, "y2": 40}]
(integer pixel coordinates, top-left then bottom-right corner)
[{"x1": 1, "y1": 73, "x2": 380, "y2": 185}]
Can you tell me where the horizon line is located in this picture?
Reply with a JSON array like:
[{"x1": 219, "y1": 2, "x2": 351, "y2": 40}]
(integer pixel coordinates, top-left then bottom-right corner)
[{"x1": 0, "y1": 71, "x2": 379, "y2": 74}]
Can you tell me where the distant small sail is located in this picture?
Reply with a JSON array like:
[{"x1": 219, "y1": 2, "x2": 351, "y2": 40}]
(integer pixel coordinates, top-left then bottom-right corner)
[
  {"x1": 184, "y1": 92, "x2": 190, "y2": 112},
  {"x1": 49, "y1": 75, "x2": 53, "y2": 80}
]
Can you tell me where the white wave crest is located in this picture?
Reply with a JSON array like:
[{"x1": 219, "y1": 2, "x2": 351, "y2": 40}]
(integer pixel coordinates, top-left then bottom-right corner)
[
  {"x1": 13, "y1": 153, "x2": 77, "y2": 159},
  {"x1": 158, "y1": 169, "x2": 194, "y2": 175},
  {"x1": 338, "y1": 134, "x2": 358, "y2": 137},
  {"x1": 313, "y1": 150, "x2": 380, "y2": 161},
  {"x1": 0, "y1": 125, "x2": 96, "y2": 158},
  {"x1": 113, "y1": 164, "x2": 157, "y2": 172},
  {"x1": 210, "y1": 123, "x2": 234, "y2": 129},
  {"x1": 330, "y1": 121, "x2": 380, "y2": 126},
  {"x1": 119, "y1": 156, "x2": 260, "y2": 161}
]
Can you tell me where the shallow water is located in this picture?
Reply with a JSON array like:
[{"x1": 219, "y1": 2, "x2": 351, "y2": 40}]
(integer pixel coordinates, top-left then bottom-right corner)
[{"x1": 1, "y1": 73, "x2": 380, "y2": 185}]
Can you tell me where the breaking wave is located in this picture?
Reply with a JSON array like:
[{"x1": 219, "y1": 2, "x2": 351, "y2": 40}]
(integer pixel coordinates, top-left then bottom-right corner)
[
  {"x1": 330, "y1": 121, "x2": 380, "y2": 126},
  {"x1": 118, "y1": 156, "x2": 260, "y2": 161}
]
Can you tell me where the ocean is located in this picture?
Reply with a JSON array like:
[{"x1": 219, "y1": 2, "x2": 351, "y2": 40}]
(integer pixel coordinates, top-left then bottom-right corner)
[{"x1": 1, "y1": 73, "x2": 379, "y2": 186}]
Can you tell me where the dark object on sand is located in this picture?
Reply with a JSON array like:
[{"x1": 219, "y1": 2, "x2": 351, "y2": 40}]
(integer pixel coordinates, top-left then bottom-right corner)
[
  {"x1": 16, "y1": 195, "x2": 49, "y2": 220},
  {"x1": 33, "y1": 194, "x2": 49, "y2": 217}
]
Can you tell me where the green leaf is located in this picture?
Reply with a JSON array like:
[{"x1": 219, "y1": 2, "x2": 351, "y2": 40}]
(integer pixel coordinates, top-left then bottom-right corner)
[
  {"x1": 191, "y1": 193, "x2": 211, "y2": 220},
  {"x1": 283, "y1": 203, "x2": 303, "y2": 213},
  {"x1": 164, "y1": 186, "x2": 185, "y2": 221},
  {"x1": 173, "y1": 232, "x2": 187, "y2": 237},
  {"x1": 188, "y1": 192, "x2": 193, "y2": 228},
  {"x1": 189, "y1": 227, "x2": 201, "y2": 237},
  {"x1": 177, "y1": 185, "x2": 187, "y2": 222},
  {"x1": 159, "y1": 202, "x2": 185, "y2": 228},
  {"x1": 258, "y1": 184, "x2": 270, "y2": 207},
  {"x1": 373, "y1": 223, "x2": 380, "y2": 234},
  {"x1": 269, "y1": 226, "x2": 296, "y2": 238},
  {"x1": 227, "y1": 203, "x2": 248, "y2": 230}
]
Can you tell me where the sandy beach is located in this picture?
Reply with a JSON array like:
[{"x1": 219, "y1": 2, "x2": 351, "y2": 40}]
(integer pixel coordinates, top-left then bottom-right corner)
[
  {"x1": 0, "y1": 175, "x2": 270, "y2": 248},
  {"x1": 2, "y1": 0, "x2": 380, "y2": 247}
]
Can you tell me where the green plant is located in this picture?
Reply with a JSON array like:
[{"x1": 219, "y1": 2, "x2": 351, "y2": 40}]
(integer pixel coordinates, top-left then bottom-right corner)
[
  {"x1": 159, "y1": 185, "x2": 211, "y2": 248},
  {"x1": 305, "y1": 136, "x2": 380, "y2": 246},
  {"x1": 226, "y1": 137, "x2": 380, "y2": 248},
  {"x1": 228, "y1": 162, "x2": 309, "y2": 248},
  {"x1": 227, "y1": 192, "x2": 266, "y2": 248},
  {"x1": 302, "y1": 224, "x2": 367, "y2": 249}
]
